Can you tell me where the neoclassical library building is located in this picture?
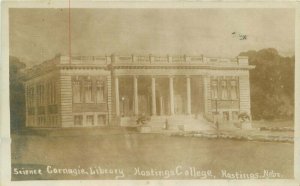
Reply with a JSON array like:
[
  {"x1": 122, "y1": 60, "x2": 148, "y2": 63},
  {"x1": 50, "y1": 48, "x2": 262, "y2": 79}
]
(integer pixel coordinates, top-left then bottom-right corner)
[{"x1": 24, "y1": 54, "x2": 254, "y2": 130}]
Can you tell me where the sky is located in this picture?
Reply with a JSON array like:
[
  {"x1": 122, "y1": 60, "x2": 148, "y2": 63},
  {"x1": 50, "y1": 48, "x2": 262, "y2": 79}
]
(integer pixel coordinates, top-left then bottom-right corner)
[{"x1": 9, "y1": 8, "x2": 295, "y2": 67}]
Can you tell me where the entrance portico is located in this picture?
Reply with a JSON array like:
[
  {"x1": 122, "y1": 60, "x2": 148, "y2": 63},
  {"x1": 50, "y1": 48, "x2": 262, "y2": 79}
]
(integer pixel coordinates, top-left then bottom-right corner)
[
  {"x1": 110, "y1": 54, "x2": 254, "y2": 130},
  {"x1": 115, "y1": 75, "x2": 194, "y2": 119}
]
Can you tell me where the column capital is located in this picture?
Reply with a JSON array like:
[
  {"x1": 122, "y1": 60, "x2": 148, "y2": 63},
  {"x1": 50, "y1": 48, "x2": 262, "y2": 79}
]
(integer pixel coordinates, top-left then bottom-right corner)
[
  {"x1": 149, "y1": 54, "x2": 154, "y2": 63},
  {"x1": 203, "y1": 73, "x2": 210, "y2": 78},
  {"x1": 132, "y1": 54, "x2": 136, "y2": 62},
  {"x1": 167, "y1": 55, "x2": 172, "y2": 63},
  {"x1": 168, "y1": 75, "x2": 174, "y2": 79}
]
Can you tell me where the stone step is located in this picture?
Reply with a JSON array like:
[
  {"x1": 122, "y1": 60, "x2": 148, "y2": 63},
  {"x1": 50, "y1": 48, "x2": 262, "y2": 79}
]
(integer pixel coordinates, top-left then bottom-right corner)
[
  {"x1": 138, "y1": 122, "x2": 214, "y2": 133},
  {"x1": 167, "y1": 120, "x2": 199, "y2": 126},
  {"x1": 139, "y1": 125, "x2": 180, "y2": 133},
  {"x1": 120, "y1": 117, "x2": 136, "y2": 121},
  {"x1": 149, "y1": 118, "x2": 168, "y2": 122},
  {"x1": 123, "y1": 115, "x2": 214, "y2": 130}
]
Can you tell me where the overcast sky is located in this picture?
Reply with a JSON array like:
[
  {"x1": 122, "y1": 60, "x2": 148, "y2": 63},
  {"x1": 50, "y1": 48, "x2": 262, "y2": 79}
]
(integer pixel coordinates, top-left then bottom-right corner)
[{"x1": 9, "y1": 8, "x2": 295, "y2": 67}]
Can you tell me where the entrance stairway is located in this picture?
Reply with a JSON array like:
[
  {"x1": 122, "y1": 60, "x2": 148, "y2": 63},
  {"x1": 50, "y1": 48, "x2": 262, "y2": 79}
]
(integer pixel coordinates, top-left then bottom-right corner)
[
  {"x1": 120, "y1": 115, "x2": 215, "y2": 133},
  {"x1": 166, "y1": 115, "x2": 215, "y2": 132}
]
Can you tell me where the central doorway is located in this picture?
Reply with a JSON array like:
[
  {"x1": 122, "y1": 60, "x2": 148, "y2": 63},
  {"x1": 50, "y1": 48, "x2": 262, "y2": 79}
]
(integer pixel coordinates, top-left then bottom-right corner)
[{"x1": 138, "y1": 76, "x2": 151, "y2": 116}]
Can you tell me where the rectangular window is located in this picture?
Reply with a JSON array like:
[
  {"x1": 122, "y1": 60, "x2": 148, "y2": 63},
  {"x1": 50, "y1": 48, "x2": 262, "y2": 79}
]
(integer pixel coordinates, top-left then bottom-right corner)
[
  {"x1": 48, "y1": 81, "x2": 57, "y2": 104},
  {"x1": 52, "y1": 81, "x2": 56, "y2": 104},
  {"x1": 31, "y1": 88, "x2": 35, "y2": 106},
  {"x1": 41, "y1": 85, "x2": 44, "y2": 105},
  {"x1": 230, "y1": 80, "x2": 238, "y2": 100},
  {"x1": 54, "y1": 116, "x2": 58, "y2": 126},
  {"x1": 38, "y1": 106, "x2": 45, "y2": 115},
  {"x1": 37, "y1": 84, "x2": 45, "y2": 106},
  {"x1": 50, "y1": 116, "x2": 53, "y2": 127},
  {"x1": 47, "y1": 116, "x2": 50, "y2": 126},
  {"x1": 51, "y1": 116, "x2": 55, "y2": 126},
  {"x1": 72, "y1": 81, "x2": 81, "y2": 103},
  {"x1": 97, "y1": 115, "x2": 106, "y2": 125},
  {"x1": 26, "y1": 86, "x2": 29, "y2": 107},
  {"x1": 27, "y1": 86, "x2": 34, "y2": 108},
  {"x1": 85, "y1": 81, "x2": 93, "y2": 103},
  {"x1": 28, "y1": 108, "x2": 35, "y2": 115},
  {"x1": 74, "y1": 115, "x2": 83, "y2": 126},
  {"x1": 221, "y1": 80, "x2": 228, "y2": 100},
  {"x1": 38, "y1": 117, "x2": 42, "y2": 126},
  {"x1": 49, "y1": 82, "x2": 53, "y2": 104},
  {"x1": 41, "y1": 85, "x2": 45, "y2": 105},
  {"x1": 48, "y1": 105, "x2": 58, "y2": 114},
  {"x1": 49, "y1": 116, "x2": 52, "y2": 126},
  {"x1": 36, "y1": 85, "x2": 41, "y2": 106},
  {"x1": 47, "y1": 83, "x2": 50, "y2": 104},
  {"x1": 211, "y1": 80, "x2": 218, "y2": 99},
  {"x1": 96, "y1": 80, "x2": 105, "y2": 103},
  {"x1": 223, "y1": 111, "x2": 229, "y2": 121},
  {"x1": 232, "y1": 111, "x2": 239, "y2": 121},
  {"x1": 86, "y1": 115, "x2": 94, "y2": 125},
  {"x1": 41, "y1": 116, "x2": 45, "y2": 126}
]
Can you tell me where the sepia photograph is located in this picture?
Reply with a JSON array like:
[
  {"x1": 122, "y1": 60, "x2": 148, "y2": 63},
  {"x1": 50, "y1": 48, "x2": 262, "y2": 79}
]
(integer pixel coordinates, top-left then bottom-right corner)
[{"x1": 3, "y1": 3, "x2": 297, "y2": 183}]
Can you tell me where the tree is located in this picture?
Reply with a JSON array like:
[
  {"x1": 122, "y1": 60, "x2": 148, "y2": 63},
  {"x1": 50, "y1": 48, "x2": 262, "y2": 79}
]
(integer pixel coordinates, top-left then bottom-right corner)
[
  {"x1": 239, "y1": 48, "x2": 294, "y2": 120},
  {"x1": 10, "y1": 56, "x2": 26, "y2": 132}
]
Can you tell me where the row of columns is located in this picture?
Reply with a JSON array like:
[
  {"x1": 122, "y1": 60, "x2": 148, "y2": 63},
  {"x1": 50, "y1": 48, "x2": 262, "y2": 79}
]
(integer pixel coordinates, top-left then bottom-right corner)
[{"x1": 115, "y1": 76, "x2": 192, "y2": 117}]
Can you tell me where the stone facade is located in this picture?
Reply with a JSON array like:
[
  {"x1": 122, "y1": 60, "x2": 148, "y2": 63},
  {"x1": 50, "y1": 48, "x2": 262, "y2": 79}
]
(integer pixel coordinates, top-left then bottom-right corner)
[{"x1": 24, "y1": 54, "x2": 254, "y2": 128}]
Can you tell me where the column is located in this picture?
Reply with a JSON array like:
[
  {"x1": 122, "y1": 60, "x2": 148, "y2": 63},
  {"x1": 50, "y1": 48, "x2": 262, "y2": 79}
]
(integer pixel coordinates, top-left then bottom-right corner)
[
  {"x1": 151, "y1": 77, "x2": 156, "y2": 116},
  {"x1": 169, "y1": 76, "x2": 175, "y2": 115},
  {"x1": 115, "y1": 76, "x2": 120, "y2": 116},
  {"x1": 186, "y1": 76, "x2": 191, "y2": 115},
  {"x1": 159, "y1": 96, "x2": 163, "y2": 115},
  {"x1": 228, "y1": 112, "x2": 232, "y2": 121},
  {"x1": 107, "y1": 75, "x2": 112, "y2": 124},
  {"x1": 133, "y1": 76, "x2": 139, "y2": 115},
  {"x1": 34, "y1": 84, "x2": 38, "y2": 126},
  {"x1": 203, "y1": 75, "x2": 211, "y2": 117}
]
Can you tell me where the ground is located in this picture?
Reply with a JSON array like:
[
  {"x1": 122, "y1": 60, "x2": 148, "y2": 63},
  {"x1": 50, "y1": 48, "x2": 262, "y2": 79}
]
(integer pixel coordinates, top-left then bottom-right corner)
[
  {"x1": 11, "y1": 123, "x2": 294, "y2": 180},
  {"x1": 251, "y1": 120, "x2": 293, "y2": 128}
]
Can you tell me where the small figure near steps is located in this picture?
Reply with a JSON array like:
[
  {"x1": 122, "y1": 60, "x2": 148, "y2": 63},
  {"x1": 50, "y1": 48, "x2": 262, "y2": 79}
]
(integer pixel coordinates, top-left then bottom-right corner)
[
  {"x1": 238, "y1": 112, "x2": 252, "y2": 130},
  {"x1": 136, "y1": 113, "x2": 150, "y2": 125}
]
